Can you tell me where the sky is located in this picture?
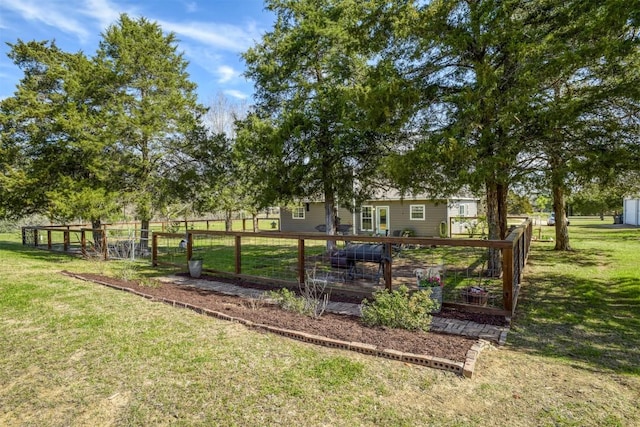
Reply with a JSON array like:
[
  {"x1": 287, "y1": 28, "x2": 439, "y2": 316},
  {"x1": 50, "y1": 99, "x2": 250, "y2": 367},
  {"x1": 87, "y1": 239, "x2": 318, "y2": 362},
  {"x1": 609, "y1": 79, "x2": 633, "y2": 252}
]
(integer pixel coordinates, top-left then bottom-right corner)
[{"x1": 0, "y1": 0, "x2": 275, "y2": 104}]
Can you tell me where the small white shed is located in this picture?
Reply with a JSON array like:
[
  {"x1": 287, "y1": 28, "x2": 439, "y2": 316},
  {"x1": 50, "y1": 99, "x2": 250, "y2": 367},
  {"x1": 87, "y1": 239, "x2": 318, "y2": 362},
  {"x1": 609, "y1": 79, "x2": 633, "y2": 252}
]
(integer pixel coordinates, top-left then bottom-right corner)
[{"x1": 623, "y1": 198, "x2": 640, "y2": 226}]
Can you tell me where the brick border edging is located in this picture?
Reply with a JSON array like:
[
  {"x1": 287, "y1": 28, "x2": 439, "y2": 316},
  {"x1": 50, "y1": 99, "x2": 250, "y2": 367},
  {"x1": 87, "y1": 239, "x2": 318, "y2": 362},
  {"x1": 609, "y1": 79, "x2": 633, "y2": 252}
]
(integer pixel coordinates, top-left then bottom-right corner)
[{"x1": 61, "y1": 272, "x2": 487, "y2": 378}]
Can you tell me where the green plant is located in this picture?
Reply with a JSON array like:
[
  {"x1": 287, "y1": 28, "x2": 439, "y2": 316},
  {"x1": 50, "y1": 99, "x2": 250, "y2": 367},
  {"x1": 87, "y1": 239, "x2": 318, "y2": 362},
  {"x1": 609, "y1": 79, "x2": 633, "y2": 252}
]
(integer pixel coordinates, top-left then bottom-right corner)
[
  {"x1": 268, "y1": 277, "x2": 330, "y2": 319},
  {"x1": 137, "y1": 277, "x2": 161, "y2": 288},
  {"x1": 418, "y1": 276, "x2": 442, "y2": 288},
  {"x1": 361, "y1": 285, "x2": 436, "y2": 331},
  {"x1": 114, "y1": 261, "x2": 140, "y2": 282},
  {"x1": 267, "y1": 288, "x2": 307, "y2": 315}
]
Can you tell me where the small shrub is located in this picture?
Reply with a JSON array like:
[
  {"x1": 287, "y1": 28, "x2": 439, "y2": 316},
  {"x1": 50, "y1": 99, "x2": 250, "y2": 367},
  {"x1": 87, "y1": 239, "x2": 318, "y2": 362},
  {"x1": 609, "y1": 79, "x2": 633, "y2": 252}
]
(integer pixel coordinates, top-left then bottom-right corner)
[
  {"x1": 301, "y1": 267, "x2": 330, "y2": 318},
  {"x1": 138, "y1": 277, "x2": 161, "y2": 288},
  {"x1": 114, "y1": 261, "x2": 140, "y2": 282},
  {"x1": 244, "y1": 296, "x2": 267, "y2": 310},
  {"x1": 267, "y1": 288, "x2": 307, "y2": 315},
  {"x1": 361, "y1": 285, "x2": 436, "y2": 331}
]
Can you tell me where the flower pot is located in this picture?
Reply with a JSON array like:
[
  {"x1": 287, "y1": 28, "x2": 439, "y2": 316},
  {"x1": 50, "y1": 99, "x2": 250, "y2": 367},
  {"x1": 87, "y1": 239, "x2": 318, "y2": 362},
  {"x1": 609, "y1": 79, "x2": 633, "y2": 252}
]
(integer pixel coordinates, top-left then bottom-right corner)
[
  {"x1": 188, "y1": 259, "x2": 203, "y2": 278},
  {"x1": 460, "y1": 287, "x2": 488, "y2": 306},
  {"x1": 419, "y1": 285, "x2": 442, "y2": 313}
]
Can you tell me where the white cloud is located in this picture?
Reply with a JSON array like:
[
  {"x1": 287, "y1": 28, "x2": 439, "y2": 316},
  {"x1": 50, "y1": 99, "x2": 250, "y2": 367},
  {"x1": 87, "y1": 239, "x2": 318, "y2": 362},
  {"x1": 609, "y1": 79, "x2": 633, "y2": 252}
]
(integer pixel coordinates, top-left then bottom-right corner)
[
  {"x1": 157, "y1": 19, "x2": 259, "y2": 52},
  {"x1": 79, "y1": 0, "x2": 132, "y2": 32},
  {"x1": 223, "y1": 89, "x2": 248, "y2": 100},
  {"x1": 184, "y1": 1, "x2": 198, "y2": 13},
  {"x1": 217, "y1": 65, "x2": 236, "y2": 83},
  {"x1": 1, "y1": 0, "x2": 91, "y2": 40}
]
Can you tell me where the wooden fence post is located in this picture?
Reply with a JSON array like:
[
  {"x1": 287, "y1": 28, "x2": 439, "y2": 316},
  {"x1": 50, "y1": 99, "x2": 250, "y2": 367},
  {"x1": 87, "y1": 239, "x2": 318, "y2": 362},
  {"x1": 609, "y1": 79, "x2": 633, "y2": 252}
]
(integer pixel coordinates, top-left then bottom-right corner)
[
  {"x1": 81, "y1": 230, "x2": 87, "y2": 257},
  {"x1": 235, "y1": 235, "x2": 242, "y2": 275},
  {"x1": 502, "y1": 246, "x2": 514, "y2": 314},
  {"x1": 102, "y1": 232, "x2": 107, "y2": 260},
  {"x1": 63, "y1": 230, "x2": 69, "y2": 252},
  {"x1": 187, "y1": 232, "x2": 193, "y2": 261},
  {"x1": 384, "y1": 243, "x2": 392, "y2": 290},
  {"x1": 47, "y1": 230, "x2": 52, "y2": 250},
  {"x1": 33, "y1": 229, "x2": 38, "y2": 247},
  {"x1": 152, "y1": 233, "x2": 158, "y2": 267},
  {"x1": 298, "y1": 239, "x2": 305, "y2": 285}
]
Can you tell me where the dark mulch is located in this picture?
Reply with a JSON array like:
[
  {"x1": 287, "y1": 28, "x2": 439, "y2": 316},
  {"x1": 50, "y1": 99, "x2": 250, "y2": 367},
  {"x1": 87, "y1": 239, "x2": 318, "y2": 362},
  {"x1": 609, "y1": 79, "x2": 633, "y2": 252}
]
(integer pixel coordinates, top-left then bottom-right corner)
[
  {"x1": 177, "y1": 272, "x2": 510, "y2": 327},
  {"x1": 66, "y1": 272, "x2": 492, "y2": 363}
]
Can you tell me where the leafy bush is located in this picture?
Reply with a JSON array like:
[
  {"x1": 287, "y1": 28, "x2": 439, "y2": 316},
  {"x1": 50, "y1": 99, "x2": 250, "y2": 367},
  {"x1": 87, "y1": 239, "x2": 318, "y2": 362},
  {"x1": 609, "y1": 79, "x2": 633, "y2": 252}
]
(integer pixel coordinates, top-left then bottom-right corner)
[
  {"x1": 267, "y1": 288, "x2": 307, "y2": 315},
  {"x1": 361, "y1": 285, "x2": 436, "y2": 331},
  {"x1": 268, "y1": 269, "x2": 331, "y2": 319}
]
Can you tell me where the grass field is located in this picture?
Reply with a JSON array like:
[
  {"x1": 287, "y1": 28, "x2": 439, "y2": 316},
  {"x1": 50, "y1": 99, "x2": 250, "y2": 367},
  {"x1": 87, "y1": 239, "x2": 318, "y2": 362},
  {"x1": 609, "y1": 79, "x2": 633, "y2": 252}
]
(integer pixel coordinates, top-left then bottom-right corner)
[{"x1": 1, "y1": 218, "x2": 639, "y2": 426}]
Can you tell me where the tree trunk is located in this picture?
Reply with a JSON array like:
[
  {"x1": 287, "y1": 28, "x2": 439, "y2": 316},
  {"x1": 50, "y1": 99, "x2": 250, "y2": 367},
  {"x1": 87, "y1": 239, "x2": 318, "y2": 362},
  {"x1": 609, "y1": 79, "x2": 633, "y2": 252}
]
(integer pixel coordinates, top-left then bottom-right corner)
[
  {"x1": 552, "y1": 184, "x2": 571, "y2": 250},
  {"x1": 497, "y1": 182, "x2": 508, "y2": 240},
  {"x1": 91, "y1": 219, "x2": 103, "y2": 255},
  {"x1": 252, "y1": 213, "x2": 259, "y2": 232},
  {"x1": 225, "y1": 210, "x2": 232, "y2": 231},
  {"x1": 485, "y1": 181, "x2": 502, "y2": 277},
  {"x1": 324, "y1": 190, "x2": 337, "y2": 253}
]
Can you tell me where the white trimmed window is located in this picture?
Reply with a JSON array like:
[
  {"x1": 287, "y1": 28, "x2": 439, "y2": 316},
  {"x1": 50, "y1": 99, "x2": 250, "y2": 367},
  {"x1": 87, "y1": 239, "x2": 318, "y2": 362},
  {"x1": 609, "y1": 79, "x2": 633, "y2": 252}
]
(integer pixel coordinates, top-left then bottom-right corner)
[
  {"x1": 410, "y1": 204, "x2": 425, "y2": 220},
  {"x1": 459, "y1": 204, "x2": 467, "y2": 216},
  {"x1": 360, "y1": 206, "x2": 373, "y2": 231},
  {"x1": 292, "y1": 206, "x2": 305, "y2": 219}
]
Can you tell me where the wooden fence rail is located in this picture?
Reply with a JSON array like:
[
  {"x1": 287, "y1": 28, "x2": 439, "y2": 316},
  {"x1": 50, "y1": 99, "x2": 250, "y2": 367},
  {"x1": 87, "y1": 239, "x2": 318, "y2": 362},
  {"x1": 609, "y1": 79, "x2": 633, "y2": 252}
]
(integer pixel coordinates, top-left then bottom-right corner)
[
  {"x1": 22, "y1": 219, "x2": 532, "y2": 316},
  {"x1": 152, "y1": 219, "x2": 532, "y2": 316}
]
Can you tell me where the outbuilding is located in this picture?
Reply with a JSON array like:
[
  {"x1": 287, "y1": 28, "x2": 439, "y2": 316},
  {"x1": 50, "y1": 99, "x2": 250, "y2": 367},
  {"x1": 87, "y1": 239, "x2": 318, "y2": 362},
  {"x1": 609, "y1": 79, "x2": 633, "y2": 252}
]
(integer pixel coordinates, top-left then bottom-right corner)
[{"x1": 623, "y1": 197, "x2": 640, "y2": 226}]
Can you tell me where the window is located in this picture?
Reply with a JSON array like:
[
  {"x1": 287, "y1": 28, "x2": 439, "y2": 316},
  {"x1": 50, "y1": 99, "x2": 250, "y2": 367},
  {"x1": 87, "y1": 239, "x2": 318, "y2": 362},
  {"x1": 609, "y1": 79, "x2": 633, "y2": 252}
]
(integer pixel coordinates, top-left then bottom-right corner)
[
  {"x1": 360, "y1": 206, "x2": 373, "y2": 231},
  {"x1": 292, "y1": 206, "x2": 305, "y2": 219},
  {"x1": 410, "y1": 204, "x2": 425, "y2": 220},
  {"x1": 459, "y1": 204, "x2": 467, "y2": 216}
]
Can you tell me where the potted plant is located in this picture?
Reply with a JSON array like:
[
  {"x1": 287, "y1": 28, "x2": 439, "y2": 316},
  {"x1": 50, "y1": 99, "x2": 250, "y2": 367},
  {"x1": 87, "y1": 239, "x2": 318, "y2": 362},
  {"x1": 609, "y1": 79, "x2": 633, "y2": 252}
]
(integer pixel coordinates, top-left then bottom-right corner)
[
  {"x1": 460, "y1": 286, "x2": 489, "y2": 306},
  {"x1": 418, "y1": 275, "x2": 443, "y2": 312},
  {"x1": 188, "y1": 256, "x2": 203, "y2": 278}
]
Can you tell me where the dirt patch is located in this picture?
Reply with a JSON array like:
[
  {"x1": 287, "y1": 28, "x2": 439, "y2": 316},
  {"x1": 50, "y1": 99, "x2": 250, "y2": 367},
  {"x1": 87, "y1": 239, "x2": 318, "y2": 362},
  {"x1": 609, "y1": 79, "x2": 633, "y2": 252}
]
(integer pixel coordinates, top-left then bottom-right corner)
[{"x1": 66, "y1": 272, "x2": 485, "y2": 364}]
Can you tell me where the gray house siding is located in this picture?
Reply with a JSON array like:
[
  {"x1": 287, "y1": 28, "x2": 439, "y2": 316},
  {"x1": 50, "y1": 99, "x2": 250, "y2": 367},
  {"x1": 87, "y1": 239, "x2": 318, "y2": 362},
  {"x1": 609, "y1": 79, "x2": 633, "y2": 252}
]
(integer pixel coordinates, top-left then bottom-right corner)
[
  {"x1": 390, "y1": 201, "x2": 448, "y2": 237},
  {"x1": 280, "y1": 197, "x2": 479, "y2": 237},
  {"x1": 352, "y1": 201, "x2": 448, "y2": 237},
  {"x1": 280, "y1": 204, "x2": 352, "y2": 233}
]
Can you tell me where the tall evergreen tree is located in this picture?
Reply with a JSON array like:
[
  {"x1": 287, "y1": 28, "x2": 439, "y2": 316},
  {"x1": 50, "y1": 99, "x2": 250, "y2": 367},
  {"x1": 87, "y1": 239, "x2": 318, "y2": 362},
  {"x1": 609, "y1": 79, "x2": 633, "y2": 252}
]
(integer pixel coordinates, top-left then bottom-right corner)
[
  {"x1": 523, "y1": 0, "x2": 639, "y2": 250},
  {"x1": 96, "y1": 14, "x2": 206, "y2": 248},
  {"x1": 237, "y1": 0, "x2": 390, "y2": 244},
  {"x1": 0, "y1": 40, "x2": 121, "y2": 235},
  {"x1": 376, "y1": 0, "x2": 638, "y2": 264}
]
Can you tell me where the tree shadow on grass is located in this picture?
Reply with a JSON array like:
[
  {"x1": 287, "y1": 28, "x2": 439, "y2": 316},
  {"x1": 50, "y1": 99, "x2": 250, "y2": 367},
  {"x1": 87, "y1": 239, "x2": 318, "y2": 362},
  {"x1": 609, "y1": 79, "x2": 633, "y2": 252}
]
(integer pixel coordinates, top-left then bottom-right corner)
[
  {"x1": 528, "y1": 247, "x2": 613, "y2": 269},
  {"x1": 0, "y1": 239, "x2": 178, "y2": 277},
  {"x1": 510, "y1": 267, "x2": 640, "y2": 375}
]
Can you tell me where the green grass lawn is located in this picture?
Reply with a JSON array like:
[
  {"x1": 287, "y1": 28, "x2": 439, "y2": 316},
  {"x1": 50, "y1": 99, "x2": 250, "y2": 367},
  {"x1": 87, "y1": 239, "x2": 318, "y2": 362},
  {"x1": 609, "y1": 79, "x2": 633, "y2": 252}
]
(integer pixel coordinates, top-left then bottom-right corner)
[{"x1": 1, "y1": 219, "x2": 639, "y2": 426}]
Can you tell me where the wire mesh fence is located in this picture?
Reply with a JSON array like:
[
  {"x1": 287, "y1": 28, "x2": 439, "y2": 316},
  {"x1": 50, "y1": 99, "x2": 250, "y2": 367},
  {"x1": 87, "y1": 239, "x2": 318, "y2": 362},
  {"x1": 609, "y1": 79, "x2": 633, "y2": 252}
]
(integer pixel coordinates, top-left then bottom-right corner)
[
  {"x1": 104, "y1": 228, "x2": 151, "y2": 260},
  {"x1": 21, "y1": 218, "x2": 531, "y2": 315},
  {"x1": 153, "y1": 221, "x2": 532, "y2": 315}
]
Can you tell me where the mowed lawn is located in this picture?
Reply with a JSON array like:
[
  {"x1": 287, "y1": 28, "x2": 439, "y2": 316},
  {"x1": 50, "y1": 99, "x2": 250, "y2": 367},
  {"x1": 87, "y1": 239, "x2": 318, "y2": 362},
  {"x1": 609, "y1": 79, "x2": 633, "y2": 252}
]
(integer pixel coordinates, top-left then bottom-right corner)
[{"x1": 1, "y1": 218, "x2": 639, "y2": 426}]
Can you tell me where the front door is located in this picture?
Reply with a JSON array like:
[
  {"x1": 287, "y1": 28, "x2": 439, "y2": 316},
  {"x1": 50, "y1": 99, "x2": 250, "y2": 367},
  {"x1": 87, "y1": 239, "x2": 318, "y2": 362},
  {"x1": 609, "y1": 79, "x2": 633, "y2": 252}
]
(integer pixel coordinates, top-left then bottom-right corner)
[{"x1": 376, "y1": 206, "x2": 389, "y2": 235}]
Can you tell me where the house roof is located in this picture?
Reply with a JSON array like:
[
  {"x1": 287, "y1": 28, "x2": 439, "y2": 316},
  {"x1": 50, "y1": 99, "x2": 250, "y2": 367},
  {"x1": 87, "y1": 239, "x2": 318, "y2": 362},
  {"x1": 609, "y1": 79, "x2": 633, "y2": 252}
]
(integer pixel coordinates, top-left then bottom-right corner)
[
  {"x1": 366, "y1": 187, "x2": 478, "y2": 202},
  {"x1": 290, "y1": 189, "x2": 479, "y2": 205}
]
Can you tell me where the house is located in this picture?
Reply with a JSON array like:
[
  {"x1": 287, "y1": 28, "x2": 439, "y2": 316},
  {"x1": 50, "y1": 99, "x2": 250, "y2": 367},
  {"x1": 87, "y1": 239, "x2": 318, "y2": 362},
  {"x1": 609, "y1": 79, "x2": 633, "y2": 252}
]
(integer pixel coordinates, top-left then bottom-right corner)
[
  {"x1": 279, "y1": 190, "x2": 479, "y2": 237},
  {"x1": 623, "y1": 197, "x2": 640, "y2": 226}
]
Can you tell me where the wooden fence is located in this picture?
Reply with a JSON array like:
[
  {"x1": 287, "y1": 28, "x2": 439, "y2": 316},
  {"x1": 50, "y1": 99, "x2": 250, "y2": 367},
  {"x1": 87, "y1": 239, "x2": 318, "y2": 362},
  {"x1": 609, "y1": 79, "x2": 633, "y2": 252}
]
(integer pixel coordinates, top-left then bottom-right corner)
[
  {"x1": 22, "y1": 219, "x2": 532, "y2": 316},
  {"x1": 153, "y1": 219, "x2": 532, "y2": 316},
  {"x1": 21, "y1": 226, "x2": 148, "y2": 260}
]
